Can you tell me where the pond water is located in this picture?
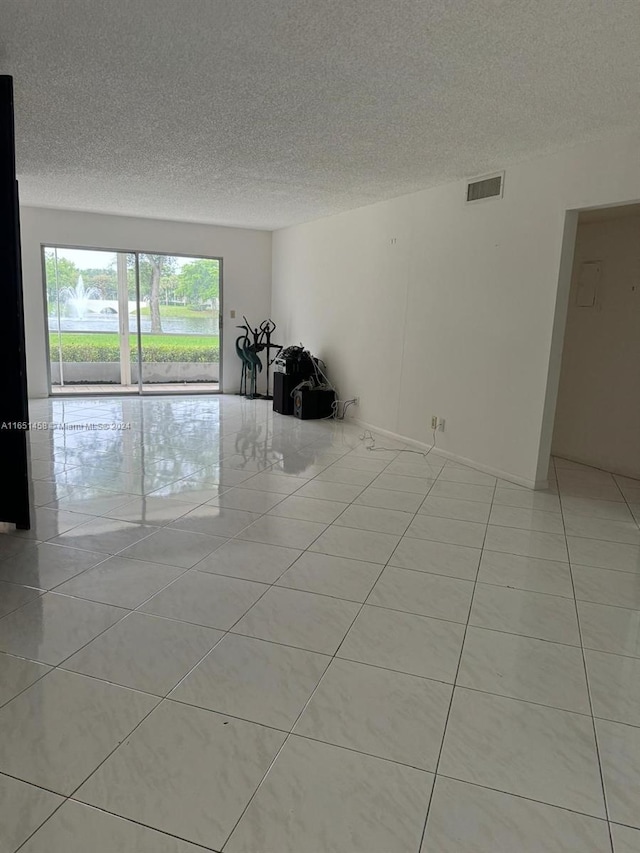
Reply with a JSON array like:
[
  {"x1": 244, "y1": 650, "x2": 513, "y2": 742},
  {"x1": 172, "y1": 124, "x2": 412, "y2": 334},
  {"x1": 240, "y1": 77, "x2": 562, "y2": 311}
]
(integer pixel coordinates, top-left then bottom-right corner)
[{"x1": 48, "y1": 316, "x2": 218, "y2": 335}]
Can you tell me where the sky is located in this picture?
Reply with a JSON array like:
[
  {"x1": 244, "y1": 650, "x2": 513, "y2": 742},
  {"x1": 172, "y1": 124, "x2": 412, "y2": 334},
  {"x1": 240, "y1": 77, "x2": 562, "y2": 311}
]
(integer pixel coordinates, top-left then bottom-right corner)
[{"x1": 47, "y1": 247, "x2": 200, "y2": 271}]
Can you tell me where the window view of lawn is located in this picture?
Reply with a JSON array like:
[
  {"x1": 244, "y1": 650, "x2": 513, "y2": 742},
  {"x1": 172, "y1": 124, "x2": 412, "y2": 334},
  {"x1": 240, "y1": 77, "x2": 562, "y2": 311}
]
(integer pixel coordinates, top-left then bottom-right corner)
[
  {"x1": 46, "y1": 247, "x2": 221, "y2": 388},
  {"x1": 56, "y1": 333, "x2": 220, "y2": 363}
]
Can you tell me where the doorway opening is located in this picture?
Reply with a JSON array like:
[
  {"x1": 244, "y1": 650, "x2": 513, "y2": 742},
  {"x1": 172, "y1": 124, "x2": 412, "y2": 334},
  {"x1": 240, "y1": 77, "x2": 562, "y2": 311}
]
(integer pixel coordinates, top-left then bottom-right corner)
[
  {"x1": 541, "y1": 203, "x2": 640, "y2": 486},
  {"x1": 43, "y1": 245, "x2": 222, "y2": 395}
]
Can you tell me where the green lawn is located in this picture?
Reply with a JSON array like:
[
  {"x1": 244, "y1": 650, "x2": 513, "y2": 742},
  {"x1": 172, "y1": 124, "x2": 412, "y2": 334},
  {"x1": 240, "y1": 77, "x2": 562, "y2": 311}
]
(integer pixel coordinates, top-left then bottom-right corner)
[
  {"x1": 138, "y1": 305, "x2": 216, "y2": 318},
  {"x1": 53, "y1": 333, "x2": 219, "y2": 363}
]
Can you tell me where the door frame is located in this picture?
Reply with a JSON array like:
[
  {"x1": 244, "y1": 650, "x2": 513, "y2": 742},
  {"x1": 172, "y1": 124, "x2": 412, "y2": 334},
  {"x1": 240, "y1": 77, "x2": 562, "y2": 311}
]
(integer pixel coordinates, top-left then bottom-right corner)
[
  {"x1": 536, "y1": 197, "x2": 640, "y2": 485},
  {"x1": 41, "y1": 242, "x2": 224, "y2": 397}
]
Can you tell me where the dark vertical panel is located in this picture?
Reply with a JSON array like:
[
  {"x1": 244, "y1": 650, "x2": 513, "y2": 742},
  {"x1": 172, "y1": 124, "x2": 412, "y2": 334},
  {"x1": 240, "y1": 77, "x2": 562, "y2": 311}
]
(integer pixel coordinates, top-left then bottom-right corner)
[{"x1": 0, "y1": 75, "x2": 31, "y2": 529}]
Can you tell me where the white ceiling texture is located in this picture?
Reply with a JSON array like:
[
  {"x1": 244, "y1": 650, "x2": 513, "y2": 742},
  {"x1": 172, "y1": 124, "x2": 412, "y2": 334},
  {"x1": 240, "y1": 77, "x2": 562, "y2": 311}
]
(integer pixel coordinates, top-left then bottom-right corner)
[{"x1": 1, "y1": 0, "x2": 639, "y2": 229}]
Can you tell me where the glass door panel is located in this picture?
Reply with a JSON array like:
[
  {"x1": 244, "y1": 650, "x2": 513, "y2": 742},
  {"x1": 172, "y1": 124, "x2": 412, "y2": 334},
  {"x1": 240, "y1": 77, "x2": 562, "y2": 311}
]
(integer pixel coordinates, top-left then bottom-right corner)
[
  {"x1": 44, "y1": 247, "x2": 221, "y2": 395},
  {"x1": 138, "y1": 254, "x2": 220, "y2": 392},
  {"x1": 44, "y1": 247, "x2": 137, "y2": 392}
]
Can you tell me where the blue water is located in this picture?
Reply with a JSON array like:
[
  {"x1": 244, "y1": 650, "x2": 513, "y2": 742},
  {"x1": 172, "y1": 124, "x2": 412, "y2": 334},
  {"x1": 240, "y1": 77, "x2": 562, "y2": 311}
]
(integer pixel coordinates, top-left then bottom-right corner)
[{"x1": 48, "y1": 316, "x2": 218, "y2": 335}]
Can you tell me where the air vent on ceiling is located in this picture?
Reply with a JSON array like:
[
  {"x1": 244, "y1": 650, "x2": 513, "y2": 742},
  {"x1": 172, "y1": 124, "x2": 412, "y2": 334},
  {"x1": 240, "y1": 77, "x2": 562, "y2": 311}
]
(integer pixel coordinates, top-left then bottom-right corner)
[{"x1": 466, "y1": 172, "x2": 504, "y2": 203}]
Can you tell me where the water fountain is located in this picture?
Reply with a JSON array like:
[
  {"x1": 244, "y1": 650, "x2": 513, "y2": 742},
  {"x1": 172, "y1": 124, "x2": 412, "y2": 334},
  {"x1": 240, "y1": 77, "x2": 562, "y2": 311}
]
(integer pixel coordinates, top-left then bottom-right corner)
[{"x1": 59, "y1": 274, "x2": 102, "y2": 319}]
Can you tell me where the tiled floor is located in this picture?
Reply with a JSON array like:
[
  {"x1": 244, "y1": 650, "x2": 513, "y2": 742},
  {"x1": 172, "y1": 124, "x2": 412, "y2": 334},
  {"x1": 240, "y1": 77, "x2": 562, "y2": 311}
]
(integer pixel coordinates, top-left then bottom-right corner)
[{"x1": 0, "y1": 395, "x2": 639, "y2": 852}]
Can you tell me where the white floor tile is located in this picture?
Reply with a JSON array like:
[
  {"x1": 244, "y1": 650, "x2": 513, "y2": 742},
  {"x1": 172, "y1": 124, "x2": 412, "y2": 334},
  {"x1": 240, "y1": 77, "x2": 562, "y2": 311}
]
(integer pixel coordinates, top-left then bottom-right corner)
[
  {"x1": 493, "y1": 487, "x2": 561, "y2": 512},
  {"x1": 237, "y1": 471, "x2": 308, "y2": 495},
  {"x1": 578, "y1": 601, "x2": 640, "y2": 658},
  {"x1": 439, "y1": 464, "x2": 496, "y2": 487},
  {"x1": 140, "y1": 570, "x2": 267, "y2": 630},
  {"x1": 596, "y1": 718, "x2": 640, "y2": 829},
  {"x1": 234, "y1": 586, "x2": 359, "y2": 654},
  {"x1": 7, "y1": 507, "x2": 96, "y2": 541},
  {"x1": 169, "y1": 505, "x2": 260, "y2": 537},
  {"x1": 118, "y1": 527, "x2": 227, "y2": 568},
  {"x1": 418, "y1": 495, "x2": 491, "y2": 522},
  {"x1": 276, "y1": 551, "x2": 381, "y2": 601},
  {"x1": 484, "y1": 525, "x2": 568, "y2": 562},
  {"x1": 565, "y1": 513, "x2": 640, "y2": 545},
  {"x1": 0, "y1": 652, "x2": 51, "y2": 707},
  {"x1": 338, "y1": 604, "x2": 465, "y2": 682},
  {"x1": 237, "y1": 514, "x2": 327, "y2": 549},
  {"x1": 405, "y1": 513, "x2": 487, "y2": 548},
  {"x1": 64, "y1": 612, "x2": 223, "y2": 696},
  {"x1": 334, "y1": 503, "x2": 413, "y2": 535},
  {"x1": 423, "y1": 776, "x2": 611, "y2": 853},
  {"x1": 103, "y1": 496, "x2": 198, "y2": 524},
  {"x1": 567, "y1": 537, "x2": 640, "y2": 573},
  {"x1": 20, "y1": 800, "x2": 208, "y2": 853},
  {"x1": 489, "y1": 503, "x2": 565, "y2": 534},
  {"x1": 207, "y1": 487, "x2": 285, "y2": 513},
  {"x1": 611, "y1": 823, "x2": 640, "y2": 853},
  {"x1": 0, "y1": 592, "x2": 126, "y2": 665},
  {"x1": 585, "y1": 649, "x2": 640, "y2": 727},
  {"x1": 10, "y1": 396, "x2": 637, "y2": 853},
  {"x1": 294, "y1": 479, "x2": 365, "y2": 502},
  {"x1": 559, "y1": 481, "x2": 625, "y2": 502},
  {"x1": 0, "y1": 773, "x2": 64, "y2": 853},
  {"x1": 196, "y1": 538, "x2": 301, "y2": 583},
  {"x1": 373, "y1": 472, "x2": 435, "y2": 495},
  {"x1": 573, "y1": 564, "x2": 640, "y2": 609},
  {"x1": 53, "y1": 555, "x2": 185, "y2": 608},
  {"x1": 294, "y1": 657, "x2": 451, "y2": 770},
  {"x1": 309, "y1": 525, "x2": 400, "y2": 564},
  {"x1": 355, "y1": 486, "x2": 424, "y2": 513},
  {"x1": 0, "y1": 580, "x2": 43, "y2": 618},
  {"x1": 0, "y1": 669, "x2": 156, "y2": 794},
  {"x1": 388, "y1": 536, "x2": 481, "y2": 579},
  {"x1": 458, "y1": 626, "x2": 590, "y2": 713},
  {"x1": 76, "y1": 701, "x2": 286, "y2": 850},
  {"x1": 268, "y1": 495, "x2": 347, "y2": 524},
  {"x1": 315, "y1": 466, "x2": 378, "y2": 487},
  {"x1": 0, "y1": 543, "x2": 106, "y2": 589},
  {"x1": 440, "y1": 688, "x2": 606, "y2": 817},
  {"x1": 429, "y1": 480, "x2": 494, "y2": 503},
  {"x1": 561, "y1": 495, "x2": 634, "y2": 522},
  {"x1": 368, "y1": 566, "x2": 473, "y2": 623},
  {"x1": 470, "y1": 584, "x2": 581, "y2": 645},
  {"x1": 171, "y1": 633, "x2": 329, "y2": 729},
  {"x1": 226, "y1": 736, "x2": 434, "y2": 853},
  {"x1": 48, "y1": 517, "x2": 157, "y2": 555},
  {"x1": 478, "y1": 550, "x2": 573, "y2": 597}
]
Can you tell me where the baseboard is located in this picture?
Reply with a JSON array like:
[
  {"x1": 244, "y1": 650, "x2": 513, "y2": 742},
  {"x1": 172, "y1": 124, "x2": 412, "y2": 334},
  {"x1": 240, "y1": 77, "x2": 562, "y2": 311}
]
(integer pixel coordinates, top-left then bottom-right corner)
[{"x1": 351, "y1": 417, "x2": 544, "y2": 491}]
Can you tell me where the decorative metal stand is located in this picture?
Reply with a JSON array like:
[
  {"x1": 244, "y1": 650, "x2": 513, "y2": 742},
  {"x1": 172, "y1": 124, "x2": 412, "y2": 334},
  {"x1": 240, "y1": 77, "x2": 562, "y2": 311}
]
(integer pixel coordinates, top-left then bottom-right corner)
[{"x1": 235, "y1": 317, "x2": 282, "y2": 399}]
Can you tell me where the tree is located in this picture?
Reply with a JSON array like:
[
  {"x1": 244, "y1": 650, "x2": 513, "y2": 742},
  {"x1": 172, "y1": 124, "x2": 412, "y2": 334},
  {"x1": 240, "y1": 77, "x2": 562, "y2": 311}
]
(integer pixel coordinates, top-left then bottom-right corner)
[
  {"x1": 175, "y1": 259, "x2": 219, "y2": 308},
  {"x1": 45, "y1": 252, "x2": 77, "y2": 291},
  {"x1": 146, "y1": 255, "x2": 164, "y2": 333},
  {"x1": 128, "y1": 254, "x2": 177, "y2": 333},
  {"x1": 82, "y1": 269, "x2": 116, "y2": 299}
]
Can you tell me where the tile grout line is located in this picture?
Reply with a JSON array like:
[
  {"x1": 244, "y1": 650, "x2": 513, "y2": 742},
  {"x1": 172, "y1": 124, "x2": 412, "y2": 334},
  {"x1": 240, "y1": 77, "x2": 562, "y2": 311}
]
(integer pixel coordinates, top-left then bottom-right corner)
[
  {"x1": 556, "y1": 455, "x2": 615, "y2": 853},
  {"x1": 6, "y1": 405, "x2": 640, "y2": 849},
  {"x1": 213, "y1": 442, "x2": 455, "y2": 848},
  {"x1": 416, "y1": 471, "x2": 498, "y2": 852},
  {"x1": 215, "y1": 445, "x2": 412, "y2": 849}
]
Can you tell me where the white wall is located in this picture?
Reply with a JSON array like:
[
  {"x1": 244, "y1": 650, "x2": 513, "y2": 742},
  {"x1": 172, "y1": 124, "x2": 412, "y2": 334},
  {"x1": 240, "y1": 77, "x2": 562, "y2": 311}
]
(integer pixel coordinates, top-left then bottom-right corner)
[
  {"x1": 272, "y1": 132, "x2": 640, "y2": 487},
  {"x1": 19, "y1": 207, "x2": 272, "y2": 397},
  {"x1": 552, "y1": 215, "x2": 640, "y2": 478}
]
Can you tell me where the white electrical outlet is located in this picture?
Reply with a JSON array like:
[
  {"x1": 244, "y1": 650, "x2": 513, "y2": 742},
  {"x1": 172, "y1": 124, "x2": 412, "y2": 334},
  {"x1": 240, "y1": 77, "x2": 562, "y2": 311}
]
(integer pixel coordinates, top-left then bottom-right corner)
[
  {"x1": 431, "y1": 416, "x2": 438, "y2": 430},
  {"x1": 438, "y1": 418, "x2": 446, "y2": 432}
]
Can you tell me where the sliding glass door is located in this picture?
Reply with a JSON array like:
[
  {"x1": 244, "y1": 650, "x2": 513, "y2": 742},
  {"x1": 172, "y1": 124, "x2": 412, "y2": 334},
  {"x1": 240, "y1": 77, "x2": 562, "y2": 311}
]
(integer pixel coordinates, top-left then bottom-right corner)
[
  {"x1": 136, "y1": 254, "x2": 220, "y2": 391},
  {"x1": 44, "y1": 246, "x2": 221, "y2": 395}
]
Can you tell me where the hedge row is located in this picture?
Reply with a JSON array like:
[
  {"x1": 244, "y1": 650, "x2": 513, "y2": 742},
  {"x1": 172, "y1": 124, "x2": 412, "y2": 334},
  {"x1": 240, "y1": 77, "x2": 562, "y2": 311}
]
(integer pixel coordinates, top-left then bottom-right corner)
[{"x1": 59, "y1": 341, "x2": 219, "y2": 364}]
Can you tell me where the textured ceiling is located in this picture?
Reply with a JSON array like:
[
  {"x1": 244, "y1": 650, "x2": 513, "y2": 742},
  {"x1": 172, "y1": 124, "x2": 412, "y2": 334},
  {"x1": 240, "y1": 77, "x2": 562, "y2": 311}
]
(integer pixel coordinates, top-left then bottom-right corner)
[{"x1": 1, "y1": 0, "x2": 639, "y2": 230}]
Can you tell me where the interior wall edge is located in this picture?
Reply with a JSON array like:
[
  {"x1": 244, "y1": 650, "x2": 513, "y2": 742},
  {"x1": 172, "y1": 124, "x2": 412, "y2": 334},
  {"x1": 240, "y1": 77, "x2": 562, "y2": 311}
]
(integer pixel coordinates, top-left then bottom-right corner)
[{"x1": 350, "y1": 417, "x2": 543, "y2": 490}]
